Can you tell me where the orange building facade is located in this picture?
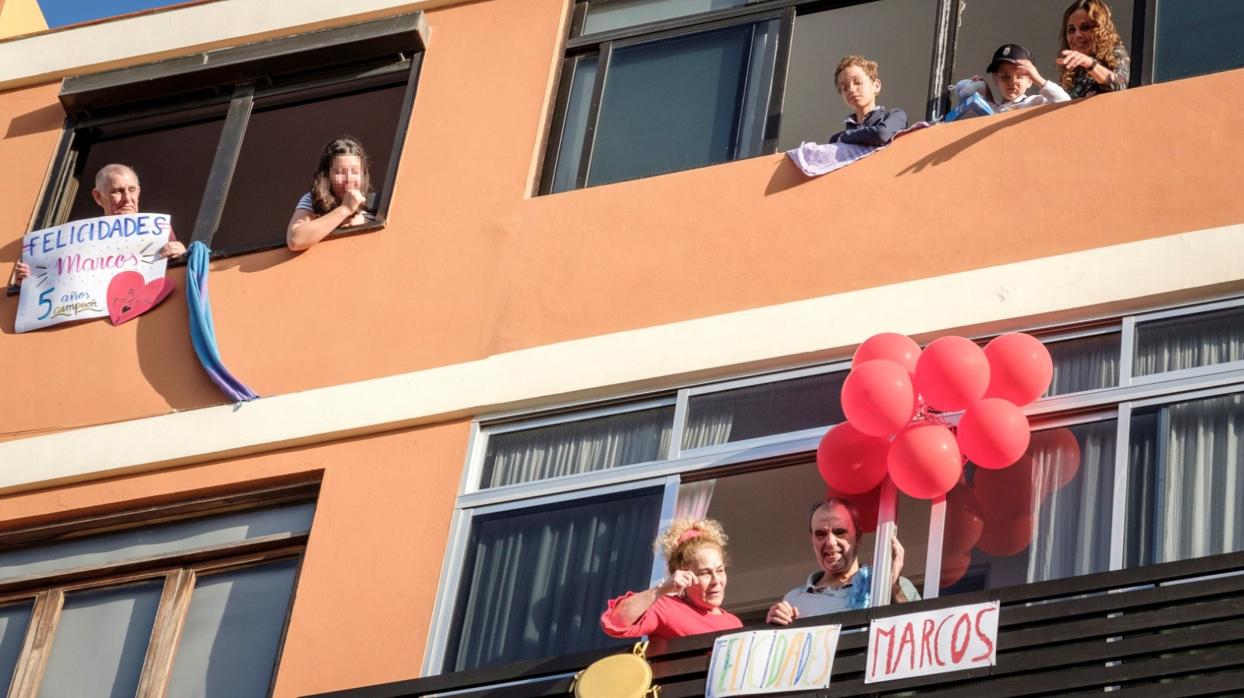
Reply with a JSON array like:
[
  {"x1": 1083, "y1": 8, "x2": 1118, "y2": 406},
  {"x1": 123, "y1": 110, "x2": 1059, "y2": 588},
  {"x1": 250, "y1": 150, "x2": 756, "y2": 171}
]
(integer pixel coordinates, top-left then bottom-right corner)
[{"x1": 0, "y1": 0, "x2": 1242, "y2": 695}]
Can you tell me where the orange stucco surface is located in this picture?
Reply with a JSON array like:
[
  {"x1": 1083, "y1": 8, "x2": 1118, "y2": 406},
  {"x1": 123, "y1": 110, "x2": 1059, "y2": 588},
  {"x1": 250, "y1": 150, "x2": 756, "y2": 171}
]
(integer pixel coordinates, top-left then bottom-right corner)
[
  {"x1": 0, "y1": 0, "x2": 1240, "y2": 693},
  {"x1": 1, "y1": 1, "x2": 1243, "y2": 437},
  {"x1": 0, "y1": 418, "x2": 469, "y2": 696}
]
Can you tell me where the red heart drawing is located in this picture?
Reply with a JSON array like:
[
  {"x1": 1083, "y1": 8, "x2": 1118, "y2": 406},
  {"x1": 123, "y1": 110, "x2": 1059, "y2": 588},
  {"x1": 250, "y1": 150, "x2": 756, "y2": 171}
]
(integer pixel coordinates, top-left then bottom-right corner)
[{"x1": 107, "y1": 271, "x2": 175, "y2": 325}]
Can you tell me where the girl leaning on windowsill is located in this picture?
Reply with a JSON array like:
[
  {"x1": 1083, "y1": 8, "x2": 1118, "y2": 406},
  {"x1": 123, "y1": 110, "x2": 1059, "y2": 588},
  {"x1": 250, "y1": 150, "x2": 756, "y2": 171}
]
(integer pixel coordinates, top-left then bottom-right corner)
[{"x1": 286, "y1": 136, "x2": 375, "y2": 252}]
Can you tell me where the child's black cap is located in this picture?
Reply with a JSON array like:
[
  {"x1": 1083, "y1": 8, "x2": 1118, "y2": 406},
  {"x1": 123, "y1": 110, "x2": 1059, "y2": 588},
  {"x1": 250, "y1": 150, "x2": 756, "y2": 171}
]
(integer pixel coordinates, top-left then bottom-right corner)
[{"x1": 987, "y1": 44, "x2": 1032, "y2": 73}]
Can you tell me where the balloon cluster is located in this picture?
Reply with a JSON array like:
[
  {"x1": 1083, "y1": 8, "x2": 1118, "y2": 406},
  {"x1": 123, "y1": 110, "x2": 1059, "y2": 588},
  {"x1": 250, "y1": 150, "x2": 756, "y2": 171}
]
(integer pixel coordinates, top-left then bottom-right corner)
[
  {"x1": 817, "y1": 332, "x2": 1054, "y2": 501},
  {"x1": 939, "y1": 428, "x2": 1082, "y2": 587}
]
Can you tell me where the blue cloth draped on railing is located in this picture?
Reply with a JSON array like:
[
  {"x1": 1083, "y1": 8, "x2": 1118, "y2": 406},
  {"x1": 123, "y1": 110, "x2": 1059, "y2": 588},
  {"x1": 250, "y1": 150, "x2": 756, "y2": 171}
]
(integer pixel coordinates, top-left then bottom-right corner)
[{"x1": 186, "y1": 241, "x2": 258, "y2": 402}]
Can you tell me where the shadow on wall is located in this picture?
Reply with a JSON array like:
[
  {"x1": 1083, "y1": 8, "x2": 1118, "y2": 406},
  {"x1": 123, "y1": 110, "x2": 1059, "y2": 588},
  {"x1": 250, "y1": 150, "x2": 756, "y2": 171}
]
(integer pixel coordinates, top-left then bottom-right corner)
[
  {"x1": 133, "y1": 265, "x2": 232, "y2": 411},
  {"x1": 5, "y1": 102, "x2": 64, "y2": 139},
  {"x1": 896, "y1": 102, "x2": 1074, "y2": 176}
]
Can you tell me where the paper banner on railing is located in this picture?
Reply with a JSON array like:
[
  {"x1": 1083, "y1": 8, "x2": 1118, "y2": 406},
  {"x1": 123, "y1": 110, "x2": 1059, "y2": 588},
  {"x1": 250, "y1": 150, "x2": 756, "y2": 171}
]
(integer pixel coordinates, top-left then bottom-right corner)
[
  {"x1": 15, "y1": 213, "x2": 172, "y2": 333},
  {"x1": 705, "y1": 624, "x2": 841, "y2": 697},
  {"x1": 865, "y1": 600, "x2": 999, "y2": 684}
]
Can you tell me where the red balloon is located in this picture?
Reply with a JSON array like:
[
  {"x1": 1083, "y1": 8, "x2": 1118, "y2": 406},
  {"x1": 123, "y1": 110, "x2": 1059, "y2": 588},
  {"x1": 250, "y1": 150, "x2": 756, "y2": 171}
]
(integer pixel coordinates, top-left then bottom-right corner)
[
  {"x1": 826, "y1": 481, "x2": 881, "y2": 533},
  {"x1": 841, "y1": 360, "x2": 916, "y2": 437},
  {"x1": 1029, "y1": 427, "x2": 1082, "y2": 491},
  {"x1": 957, "y1": 398, "x2": 1031, "y2": 470},
  {"x1": 816, "y1": 423, "x2": 890, "y2": 495},
  {"x1": 940, "y1": 550, "x2": 973, "y2": 588},
  {"x1": 983, "y1": 333, "x2": 1054, "y2": 406},
  {"x1": 854, "y1": 333, "x2": 921, "y2": 376},
  {"x1": 975, "y1": 514, "x2": 1032, "y2": 557},
  {"x1": 973, "y1": 460, "x2": 1039, "y2": 523},
  {"x1": 943, "y1": 484, "x2": 984, "y2": 553},
  {"x1": 887, "y1": 422, "x2": 962, "y2": 500},
  {"x1": 914, "y1": 336, "x2": 990, "y2": 412}
]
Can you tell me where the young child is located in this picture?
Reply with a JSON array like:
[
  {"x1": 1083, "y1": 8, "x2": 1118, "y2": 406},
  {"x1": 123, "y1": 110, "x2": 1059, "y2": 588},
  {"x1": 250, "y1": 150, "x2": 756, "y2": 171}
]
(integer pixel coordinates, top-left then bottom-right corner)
[
  {"x1": 986, "y1": 44, "x2": 1070, "y2": 113},
  {"x1": 829, "y1": 55, "x2": 907, "y2": 146}
]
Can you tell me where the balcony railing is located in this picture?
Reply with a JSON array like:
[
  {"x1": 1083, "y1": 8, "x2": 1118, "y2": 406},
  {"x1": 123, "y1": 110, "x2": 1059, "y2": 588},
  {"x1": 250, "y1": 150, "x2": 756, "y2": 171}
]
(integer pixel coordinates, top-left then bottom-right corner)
[{"x1": 312, "y1": 550, "x2": 1244, "y2": 697}]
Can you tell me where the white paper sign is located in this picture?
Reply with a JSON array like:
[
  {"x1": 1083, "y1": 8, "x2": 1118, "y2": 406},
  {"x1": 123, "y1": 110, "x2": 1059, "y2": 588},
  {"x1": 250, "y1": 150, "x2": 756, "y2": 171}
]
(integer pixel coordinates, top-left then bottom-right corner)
[
  {"x1": 15, "y1": 213, "x2": 171, "y2": 333},
  {"x1": 865, "y1": 600, "x2": 999, "y2": 684},
  {"x1": 705, "y1": 624, "x2": 841, "y2": 697}
]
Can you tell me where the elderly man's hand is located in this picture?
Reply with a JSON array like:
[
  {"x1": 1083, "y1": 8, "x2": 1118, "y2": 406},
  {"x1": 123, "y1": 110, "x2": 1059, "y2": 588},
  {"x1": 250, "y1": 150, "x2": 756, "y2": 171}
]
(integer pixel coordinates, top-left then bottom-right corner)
[{"x1": 766, "y1": 600, "x2": 799, "y2": 626}]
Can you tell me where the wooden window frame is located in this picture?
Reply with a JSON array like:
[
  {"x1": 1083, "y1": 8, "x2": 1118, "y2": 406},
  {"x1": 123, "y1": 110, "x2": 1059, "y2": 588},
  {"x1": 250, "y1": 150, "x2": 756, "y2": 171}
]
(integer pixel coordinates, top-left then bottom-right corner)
[{"x1": 0, "y1": 480, "x2": 317, "y2": 696}]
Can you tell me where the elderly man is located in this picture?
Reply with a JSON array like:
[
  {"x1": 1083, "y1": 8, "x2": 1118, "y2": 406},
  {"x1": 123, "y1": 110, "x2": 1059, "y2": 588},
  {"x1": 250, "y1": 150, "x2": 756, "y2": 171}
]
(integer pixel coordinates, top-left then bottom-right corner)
[
  {"x1": 14, "y1": 164, "x2": 184, "y2": 282},
  {"x1": 767, "y1": 497, "x2": 919, "y2": 625}
]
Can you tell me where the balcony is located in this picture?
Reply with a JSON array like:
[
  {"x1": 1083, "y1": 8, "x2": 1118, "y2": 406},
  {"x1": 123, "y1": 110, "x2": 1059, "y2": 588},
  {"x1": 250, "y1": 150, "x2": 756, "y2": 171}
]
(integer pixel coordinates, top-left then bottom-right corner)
[{"x1": 314, "y1": 550, "x2": 1244, "y2": 697}]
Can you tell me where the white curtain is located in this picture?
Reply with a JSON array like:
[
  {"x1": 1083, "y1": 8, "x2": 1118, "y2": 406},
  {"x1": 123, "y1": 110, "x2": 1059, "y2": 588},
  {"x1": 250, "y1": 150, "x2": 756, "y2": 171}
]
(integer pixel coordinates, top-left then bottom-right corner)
[
  {"x1": 1027, "y1": 421, "x2": 1117, "y2": 582},
  {"x1": 482, "y1": 408, "x2": 673, "y2": 488},
  {"x1": 1046, "y1": 332, "x2": 1121, "y2": 396},
  {"x1": 674, "y1": 480, "x2": 717, "y2": 521},
  {"x1": 1153, "y1": 392, "x2": 1244, "y2": 563},
  {"x1": 1133, "y1": 307, "x2": 1244, "y2": 377}
]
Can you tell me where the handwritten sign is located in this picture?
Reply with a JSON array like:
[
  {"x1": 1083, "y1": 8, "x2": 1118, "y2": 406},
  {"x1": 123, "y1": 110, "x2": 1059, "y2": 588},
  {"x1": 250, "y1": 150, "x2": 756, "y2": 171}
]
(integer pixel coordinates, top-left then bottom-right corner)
[
  {"x1": 705, "y1": 624, "x2": 841, "y2": 697},
  {"x1": 16, "y1": 213, "x2": 172, "y2": 333},
  {"x1": 865, "y1": 601, "x2": 998, "y2": 684}
]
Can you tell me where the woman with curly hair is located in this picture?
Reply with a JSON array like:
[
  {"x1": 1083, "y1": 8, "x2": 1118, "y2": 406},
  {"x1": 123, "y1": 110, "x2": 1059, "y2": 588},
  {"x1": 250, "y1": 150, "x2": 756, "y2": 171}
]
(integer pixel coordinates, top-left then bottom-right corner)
[
  {"x1": 600, "y1": 518, "x2": 743, "y2": 640},
  {"x1": 286, "y1": 136, "x2": 373, "y2": 251},
  {"x1": 1056, "y1": 0, "x2": 1130, "y2": 98}
]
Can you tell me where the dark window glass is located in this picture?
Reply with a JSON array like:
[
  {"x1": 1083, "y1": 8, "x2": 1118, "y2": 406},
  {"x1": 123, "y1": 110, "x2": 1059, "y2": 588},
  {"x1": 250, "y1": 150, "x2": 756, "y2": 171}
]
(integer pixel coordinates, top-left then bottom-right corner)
[
  {"x1": 212, "y1": 80, "x2": 406, "y2": 253},
  {"x1": 952, "y1": 0, "x2": 1132, "y2": 98},
  {"x1": 0, "y1": 601, "x2": 32, "y2": 691},
  {"x1": 480, "y1": 406, "x2": 674, "y2": 488},
  {"x1": 70, "y1": 117, "x2": 224, "y2": 237},
  {"x1": 1133, "y1": 305, "x2": 1244, "y2": 377},
  {"x1": 1154, "y1": 0, "x2": 1244, "y2": 81},
  {"x1": 582, "y1": 0, "x2": 749, "y2": 35},
  {"x1": 1126, "y1": 391, "x2": 1244, "y2": 567},
  {"x1": 683, "y1": 371, "x2": 846, "y2": 449},
  {"x1": 1046, "y1": 332, "x2": 1121, "y2": 396},
  {"x1": 446, "y1": 487, "x2": 663, "y2": 671},
  {"x1": 778, "y1": 0, "x2": 938, "y2": 149},
  {"x1": 38, "y1": 581, "x2": 164, "y2": 698},
  {"x1": 554, "y1": 18, "x2": 778, "y2": 190},
  {"x1": 549, "y1": 57, "x2": 598, "y2": 194},
  {"x1": 941, "y1": 420, "x2": 1117, "y2": 594},
  {"x1": 166, "y1": 559, "x2": 300, "y2": 697}
]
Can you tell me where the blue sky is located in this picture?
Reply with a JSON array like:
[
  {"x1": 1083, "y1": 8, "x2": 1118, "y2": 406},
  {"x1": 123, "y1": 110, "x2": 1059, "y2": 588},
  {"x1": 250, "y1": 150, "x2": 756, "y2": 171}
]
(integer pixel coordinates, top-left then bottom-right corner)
[{"x1": 38, "y1": 0, "x2": 191, "y2": 28}]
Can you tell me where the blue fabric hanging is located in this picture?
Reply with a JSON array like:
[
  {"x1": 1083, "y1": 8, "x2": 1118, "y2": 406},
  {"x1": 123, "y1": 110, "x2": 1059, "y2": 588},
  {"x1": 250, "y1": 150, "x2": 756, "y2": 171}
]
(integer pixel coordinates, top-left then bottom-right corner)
[{"x1": 186, "y1": 241, "x2": 258, "y2": 402}]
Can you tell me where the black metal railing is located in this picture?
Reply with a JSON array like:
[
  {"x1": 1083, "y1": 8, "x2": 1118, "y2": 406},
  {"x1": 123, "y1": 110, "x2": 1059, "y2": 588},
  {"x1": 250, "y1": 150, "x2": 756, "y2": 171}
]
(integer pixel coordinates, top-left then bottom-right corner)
[{"x1": 311, "y1": 551, "x2": 1244, "y2": 697}]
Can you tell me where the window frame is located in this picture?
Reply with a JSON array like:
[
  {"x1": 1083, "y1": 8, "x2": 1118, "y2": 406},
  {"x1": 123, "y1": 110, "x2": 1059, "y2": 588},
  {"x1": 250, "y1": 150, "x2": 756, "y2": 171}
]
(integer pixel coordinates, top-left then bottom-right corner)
[
  {"x1": 429, "y1": 292, "x2": 1244, "y2": 674},
  {"x1": 22, "y1": 12, "x2": 428, "y2": 268},
  {"x1": 538, "y1": 0, "x2": 962, "y2": 194},
  {"x1": 0, "y1": 480, "x2": 317, "y2": 695}
]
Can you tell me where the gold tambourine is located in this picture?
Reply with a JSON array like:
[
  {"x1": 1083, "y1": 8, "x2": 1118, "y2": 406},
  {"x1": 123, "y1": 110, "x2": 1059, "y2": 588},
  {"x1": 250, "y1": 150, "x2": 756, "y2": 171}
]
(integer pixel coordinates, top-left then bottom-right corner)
[{"x1": 571, "y1": 640, "x2": 660, "y2": 698}]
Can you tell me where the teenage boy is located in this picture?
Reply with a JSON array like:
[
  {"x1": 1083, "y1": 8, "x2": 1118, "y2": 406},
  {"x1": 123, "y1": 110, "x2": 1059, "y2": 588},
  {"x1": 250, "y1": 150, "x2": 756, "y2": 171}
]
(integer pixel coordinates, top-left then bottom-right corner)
[
  {"x1": 829, "y1": 55, "x2": 907, "y2": 147},
  {"x1": 987, "y1": 44, "x2": 1070, "y2": 113}
]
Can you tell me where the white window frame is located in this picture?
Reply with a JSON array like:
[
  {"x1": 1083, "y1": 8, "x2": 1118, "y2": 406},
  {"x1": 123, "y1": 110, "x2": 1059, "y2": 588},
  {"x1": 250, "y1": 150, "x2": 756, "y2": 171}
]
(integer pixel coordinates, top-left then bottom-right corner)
[{"x1": 427, "y1": 293, "x2": 1244, "y2": 674}]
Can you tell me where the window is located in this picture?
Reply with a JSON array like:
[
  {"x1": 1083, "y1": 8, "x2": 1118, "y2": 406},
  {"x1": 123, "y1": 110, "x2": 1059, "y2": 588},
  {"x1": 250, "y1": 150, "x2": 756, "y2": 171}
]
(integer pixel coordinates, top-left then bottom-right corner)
[
  {"x1": 443, "y1": 485, "x2": 665, "y2": 672},
  {"x1": 0, "y1": 484, "x2": 314, "y2": 695},
  {"x1": 433, "y1": 295, "x2": 1244, "y2": 672},
  {"x1": 33, "y1": 13, "x2": 426, "y2": 258},
  {"x1": 953, "y1": 0, "x2": 1134, "y2": 94},
  {"x1": 776, "y1": 0, "x2": 940, "y2": 151},
  {"x1": 1151, "y1": 0, "x2": 1244, "y2": 82},
  {"x1": 542, "y1": 0, "x2": 949, "y2": 193}
]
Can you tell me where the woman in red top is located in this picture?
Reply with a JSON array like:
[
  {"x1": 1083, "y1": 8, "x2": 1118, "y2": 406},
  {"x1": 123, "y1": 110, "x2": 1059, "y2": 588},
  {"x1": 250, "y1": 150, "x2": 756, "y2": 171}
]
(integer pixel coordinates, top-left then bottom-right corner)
[{"x1": 601, "y1": 518, "x2": 743, "y2": 639}]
